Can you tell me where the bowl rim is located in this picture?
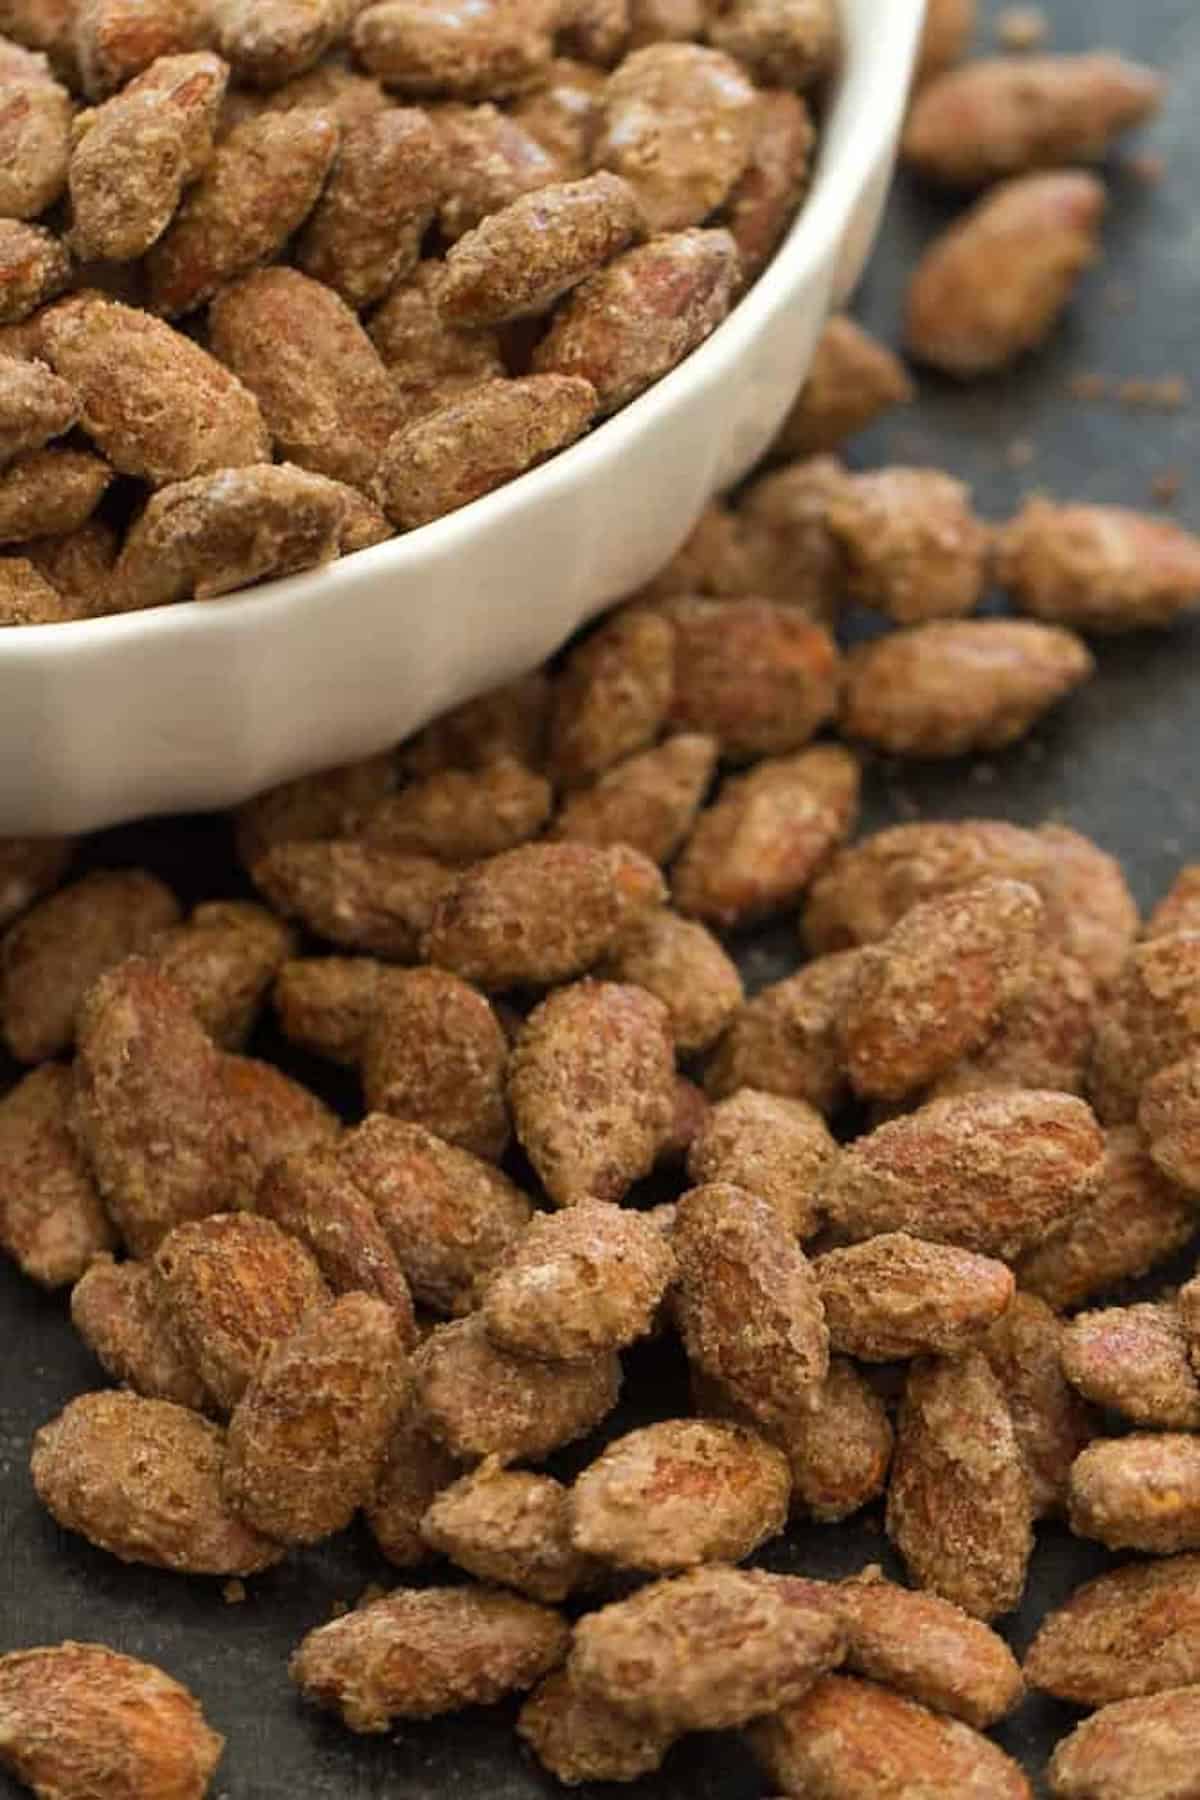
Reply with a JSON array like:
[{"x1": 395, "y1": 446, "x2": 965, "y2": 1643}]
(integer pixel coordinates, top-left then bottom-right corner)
[{"x1": 2, "y1": 0, "x2": 925, "y2": 663}]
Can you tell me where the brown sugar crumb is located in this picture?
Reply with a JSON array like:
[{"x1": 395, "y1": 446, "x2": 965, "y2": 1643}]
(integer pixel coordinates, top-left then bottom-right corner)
[
  {"x1": 1068, "y1": 372, "x2": 1111, "y2": 403},
  {"x1": 1118, "y1": 376, "x2": 1190, "y2": 412},
  {"x1": 1151, "y1": 470, "x2": 1184, "y2": 507},
  {"x1": 222, "y1": 1579, "x2": 246, "y2": 1604},
  {"x1": 995, "y1": 6, "x2": 1048, "y2": 50}
]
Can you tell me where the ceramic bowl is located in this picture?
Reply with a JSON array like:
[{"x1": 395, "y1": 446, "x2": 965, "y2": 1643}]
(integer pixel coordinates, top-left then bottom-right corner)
[{"x1": 0, "y1": 0, "x2": 925, "y2": 835}]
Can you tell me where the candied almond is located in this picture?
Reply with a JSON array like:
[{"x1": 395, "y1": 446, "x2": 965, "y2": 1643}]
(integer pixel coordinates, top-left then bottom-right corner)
[
  {"x1": 423, "y1": 841, "x2": 665, "y2": 990},
  {"x1": 359, "y1": 757, "x2": 551, "y2": 863},
  {"x1": 533, "y1": 227, "x2": 739, "y2": 414},
  {"x1": 674, "y1": 1181, "x2": 828, "y2": 1429},
  {"x1": 555, "y1": 735, "x2": 717, "y2": 866},
  {"x1": 296, "y1": 107, "x2": 442, "y2": 311},
  {"x1": 509, "y1": 979, "x2": 676, "y2": 1207},
  {"x1": 375, "y1": 372, "x2": 595, "y2": 527},
  {"x1": 904, "y1": 53, "x2": 1164, "y2": 189},
  {"x1": 435, "y1": 102, "x2": 561, "y2": 241},
  {"x1": 518, "y1": 1667, "x2": 675, "y2": 1787},
  {"x1": 217, "y1": 1053, "x2": 340, "y2": 1206},
  {"x1": 154, "y1": 1212, "x2": 329, "y2": 1413},
  {"x1": 70, "y1": 1254, "x2": 207, "y2": 1410},
  {"x1": 840, "y1": 1572, "x2": 1024, "y2": 1730},
  {"x1": 1049, "y1": 1688, "x2": 1200, "y2": 1800},
  {"x1": 997, "y1": 497, "x2": 1200, "y2": 633},
  {"x1": 211, "y1": 0, "x2": 360, "y2": 88},
  {"x1": 0, "y1": 65, "x2": 72, "y2": 222},
  {"x1": 224, "y1": 1293, "x2": 408, "y2": 1544},
  {"x1": 1018, "y1": 1125, "x2": 1198, "y2": 1312},
  {"x1": 1141, "y1": 1052, "x2": 1200, "y2": 1195},
  {"x1": 816, "y1": 1234, "x2": 1015, "y2": 1362},
  {"x1": 843, "y1": 619, "x2": 1093, "y2": 757},
  {"x1": 735, "y1": 453, "x2": 852, "y2": 619},
  {"x1": 570, "y1": 1566, "x2": 845, "y2": 1733},
  {"x1": 210, "y1": 266, "x2": 405, "y2": 492},
  {"x1": 839, "y1": 877, "x2": 1043, "y2": 1100},
  {"x1": 673, "y1": 743, "x2": 860, "y2": 929},
  {"x1": 257, "y1": 1147, "x2": 415, "y2": 1326},
  {"x1": 368, "y1": 260, "x2": 505, "y2": 419},
  {"x1": 145, "y1": 899, "x2": 294, "y2": 1050},
  {"x1": 686, "y1": 1087, "x2": 834, "y2": 1237},
  {"x1": 570, "y1": 1418, "x2": 790, "y2": 1572},
  {"x1": 146, "y1": 108, "x2": 339, "y2": 317},
  {"x1": 109, "y1": 464, "x2": 353, "y2": 612},
  {"x1": 510, "y1": 57, "x2": 605, "y2": 177},
  {"x1": 365, "y1": 1381, "x2": 461, "y2": 1566},
  {"x1": 826, "y1": 466, "x2": 990, "y2": 623},
  {"x1": 593, "y1": 43, "x2": 756, "y2": 232},
  {"x1": 421, "y1": 1463, "x2": 591, "y2": 1602},
  {"x1": 1147, "y1": 867, "x2": 1200, "y2": 939},
  {"x1": 352, "y1": 0, "x2": 554, "y2": 100},
  {"x1": 916, "y1": 0, "x2": 975, "y2": 81},
  {"x1": 1026, "y1": 1554, "x2": 1200, "y2": 1707},
  {"x1": 818, "y1": 1089, "x2": 1105, "y2": 1262},
  {"x1": 773, "y1": 1356, "x2": 893, "y2": 1521},
  {"x1": 0, "y1": 352, "x2": 77, "y2": 464},
  {"x1": 481, "y1": 1201, "x2": 674, "y2": 1361},
  {"x1": 601, "y1": 907, "x2": 742, "y2": 1054},
  {"x1": 704, "y1": 949, "x2": 864, "y2": 1113},
  {"x1": 982, "y1": 1290, "x2": 1093, "y2": 1518},
  {"x1": 771, "y1": 314, "x2": 913, "y2": 459},
  {"x1": 664, "y1": 596, "x2": 841, "y2": 761},
  {"x1": 0, "y1": 555, "x2": 76, "y2": 623},
  {"x1": 73, "y1": 0, "x2": 211, "y2": 97},
  {"x1": 1063, "y1": 1301, "x2": 1200, "y2": 1430},
  {"x1": 439, "y1": 171, "x2": 642, "y2": 327},
  {"x1": 413, "y1": 1312, "x2": 621, "y2": 1462},
  {"x1": 1090, "y1": 930, "x2": 1200, "y2": 1124},
  {"x1": 234, "y1": 753, "x2": 397, "y2": 864},
  {"x1": 291, "y1": 1584, "x2": 569, "y2": 1731},
  {"x1": 749, "y1": 1673, "x2": 1032, "y2": 1800},
  {"x1": 707, "y1": 0, "x2": 837, "y2": 89},
  {"x1": 906, "y1": 170, "x2": 1106, "y2": 377},
  {"x1": 251, "y1": 839, "x2": 451, "y2": 959},
  {"x1": 548, "y1": 606, "x2": 675, "y2": 789},
  {"x1": 1070, "y1": 1434, "x2": 1200, "y2": 1554},
  {"x1": 40, "y1": 292, "x2": 269, "y2": 487},
  {"x1": 271, "y1": 955, "x2": 409, "y2": 1066},
  {"x1": 887, "y1": 1351, "x2": 1034, "y2": 1620},
  {"x1": 0, "y1": 1063, "x2": 113, "y2": 1289},
  {"x1": 0, "y1": 220, "x2": 70, "y2": 323},
  {"x1": 0, "y1": 834, "x2": 71, "y2": 929},
  {"x1": 721, "y1": 86, "x2": 814, "y2": 283},
  {"x1": 0, "y1": 1643, "x2": 223, "y2": 1800},
  {"x1": 338, "y1": 1113, "x2": 532, "y2": 1314},
  {"x1": 1030, "y1": 821, "x2": 1139, "y2": 989},
  {"x1": 0, "y1": 445, "x2": 110, "y2": 546},
  {"x1": 929, "y1": 945, "x2": 1096, "y2": 1099},
  {"x1": 31, "y1": 1390, "x2": 283, "y2": 1573},
  {"x1": 361, "y1": 967, "x2": 509, "y2": 1160}
]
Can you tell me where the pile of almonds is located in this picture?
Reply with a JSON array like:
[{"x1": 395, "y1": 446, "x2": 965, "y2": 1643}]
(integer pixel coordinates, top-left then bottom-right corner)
[{"x1": 3, "y1": 3, "x2": 1200, "y2": 1799}]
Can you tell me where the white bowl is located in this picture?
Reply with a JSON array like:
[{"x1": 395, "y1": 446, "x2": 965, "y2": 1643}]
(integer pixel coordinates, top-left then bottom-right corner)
[{"x1": 0, "y1": 0, "x2": 925, "y2": 836}]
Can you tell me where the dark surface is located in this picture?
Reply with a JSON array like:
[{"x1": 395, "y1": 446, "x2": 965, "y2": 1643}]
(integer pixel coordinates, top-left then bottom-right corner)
[{"x1": 2, "y1": 2, "x2": 1199, "y2": 1795}]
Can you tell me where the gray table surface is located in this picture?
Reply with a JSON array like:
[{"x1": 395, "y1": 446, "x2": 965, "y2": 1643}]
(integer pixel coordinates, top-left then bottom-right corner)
[{"x1": 3, "y1": 2, "x2": 1199, "y2": 1794}]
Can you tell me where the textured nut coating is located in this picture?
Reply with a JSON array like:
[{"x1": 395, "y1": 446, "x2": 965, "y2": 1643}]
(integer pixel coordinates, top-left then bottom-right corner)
[
  {"x1": 1070, "y1": 1435, "x2": 1200, "y2": 1554},
  {"x1": 839, "y1": 878, "x2": 1043, "y2": 1100},
  {"x1": 31, "y1": 1391, "x2": 283, "y2": 1574},
  {"x1": 256, "y1": 1147, "x2": 415, "y2": 1328},
  {"x1": 40, "y1": 293, "x2": 269, "y2": 485},
  {"x1": 674, "y1": 1182, "x2": 828, "y2": 1428},
  {"x1": 338, "y1": 1113, "x2": 531, "y2": 1314},
  {"x1": 816, "y1": 1234, "x2": 1014, "y2": 1362},
  {"x1": 517, "y1": 1667, "x2": 675, "y2": 1787},
  {"x1": 840, "y1": 1573, "x2": 1024, "y2": 1730},
  {"x1": 548, "y1": 606, "x2": 675, "y2": 788},
  {"x1": 704, "y1": 950, "x2": 863, "y2": 1114},
  {"x1": 413, "y1": 1313, "x2": 620, "y2": 1463},
  {"x1": 1026, "y1": 1554, "x2": 1200, "y2": 1707},
  {"x1": 686, "y1": 1087, "x2": 835, "y2": 1237},
  {"x1": 1049, "y1": 1688, "x2": 1200, "y2": 1800},
  {"x1": 570, "y1": 1418, "x2": 790, "y2": 1571},
  {"x1": 146, "y1": 900, "x2": 294, "y2": 1050},
  {"x1": 905, "y1": 53, "x2": 1164, "y2": 188},
  {"x1": 601, "y1": 906, "x2": 741, "y2": 1053},
  {"x1": 360, "y1": 757, "x2": 551, "y2": 864},
  {"x1": 361, "y1": 968, "x2": 509, "y2": 1160},
  {"x1": 906, "y1": 171, "x2": 1106, "y2": 377},
  {"x1": 819, "y1": 1089, "x2": 1105, "y2": 1261},
  {"x1": 509, "y1": 980, "x2": 677, "y2": 1208},
  {"x1": 996, "y1": 498, "x2": 1200, "y2": 633},
  {"x1": 842, "y1": 620, "x2": 1094, "y2": 758},
  {"x1": 290, "y1": 1585, "x2": 570, "y2": 1731},
  {"x1": 73, "y1": 959, "x2": 237, "y2": 1259},
  {"x1": 930, "y1": 945, "x2": 1096, "y2": 1099},
  {"x1": 665, "y1": 596, "x2": 841, "y2": 760},
  {"x1": 593, "y1": 44, "x2": 756, "y2": 231},
  {"x1": 1140, "y1": 1053, "x2": 1200, "y2": 1195},
  {"x1": 0, "y1": 1642, "x2": 224, "y2": 1800},
  {"x1": 0, "y1": 1064, "x2": 113, "y2": 1289},
  {"x1": 70, "y1": 1254, "x2": 207, "y2": 1410},
  {"x1": 982, "y1": 1291, "x2": 1093, "y2": 1519},
  {"x1": 887, "y1": 1352, "x2": 1034, "y2": 1620},
  {"x1": 224, "y1": 1293, "x2": 408, "y2": 1544},
  {"x1": 0, "y1": 220, "x2": 70, "y2": 323},
  {"x1": 1090, "y1": 931, "x2": 1200, "y2": 1124},
  {"x1": 352, "y1": 0, "x2": 554, "y2": 99},
  {"x1": 570, "y1": 1566, "x2": 845, "y2": 1733},
  {"x1": 421, "y1": 1463, "x2": 591, "y2": 1602},
  {"x1": 557, "y1": 736, "x2": 717, "y2": 871},
  {"x1": 251, "y1": 839, "x2": 451, "y2": 959},
  {"x1": 154, "y1": 1213, "x2": 329, "y2": 1414},
  {"x1": 482, "y1": 1201, "x2": 674, "y2": 1361},
  {"x1": 533, "y1": 227, "x2": 739, "y2": 413},
  {"x1": 0, "y1": 352, "x2": 77, "y2": 463},
  {"x1": 826, "y1": 466, "x2": 990, "y2": 623},
  {"x1": 1064, "y1": 1302, "x2": 1200, "y2": 1430},
  {"x1": 374, "y1": 373, "x2": 596, "y2": 527},
  {"x1": 749, "y1": 1673, "x2": 1032, "y2": 1800}
]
